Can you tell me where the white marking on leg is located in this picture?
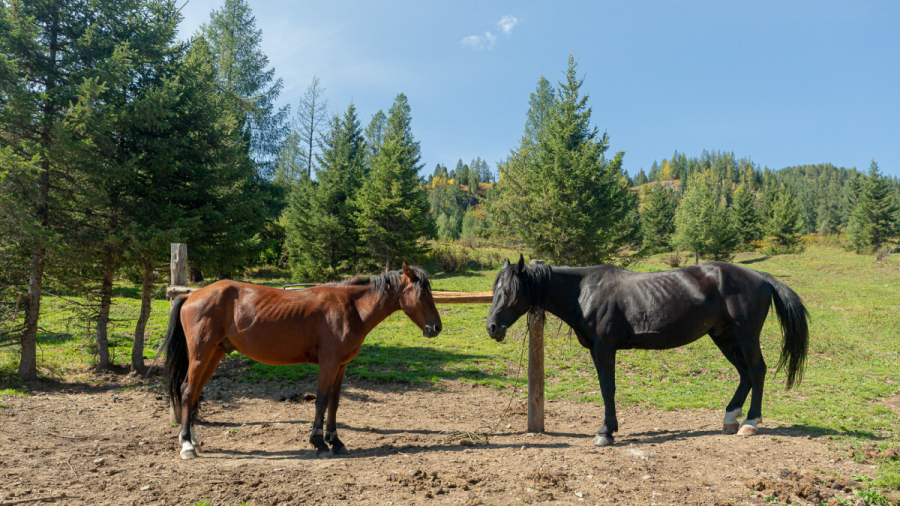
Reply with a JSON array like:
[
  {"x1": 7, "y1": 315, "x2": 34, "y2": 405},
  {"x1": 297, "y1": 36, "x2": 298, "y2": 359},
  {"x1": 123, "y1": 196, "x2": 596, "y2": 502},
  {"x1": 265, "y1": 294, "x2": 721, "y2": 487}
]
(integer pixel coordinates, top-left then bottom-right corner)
[
  {"x1": 180, "y1": 440, "x2": 196, "y2": 459},
  {"x1": 740, "y1": 418, "x2": 758, "y2": 429},
  {"x1": 723, "y1": 408, "x2": 743, "y2": 425}
]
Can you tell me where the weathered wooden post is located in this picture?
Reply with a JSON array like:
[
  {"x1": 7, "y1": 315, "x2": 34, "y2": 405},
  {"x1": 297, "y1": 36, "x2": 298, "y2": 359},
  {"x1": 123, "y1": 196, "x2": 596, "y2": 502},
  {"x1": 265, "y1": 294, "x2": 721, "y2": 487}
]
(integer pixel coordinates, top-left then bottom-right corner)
[
  {"x1": 527, "y1": 259, "x2": 545, "y2": 433},
  {"x1": 169, "y1": 243, "x2": 188, "y2": 306}
]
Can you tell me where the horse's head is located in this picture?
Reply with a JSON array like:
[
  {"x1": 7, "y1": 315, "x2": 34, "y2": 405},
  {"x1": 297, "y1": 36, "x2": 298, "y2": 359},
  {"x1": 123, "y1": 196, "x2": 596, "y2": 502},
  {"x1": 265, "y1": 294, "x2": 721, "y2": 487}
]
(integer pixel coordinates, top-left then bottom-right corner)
[
  {"x1": 399, "y1": 262, "x2": 442, "y2": 338},
  {"x1": 486, "y1": 254, "x2": 532, "y2": 342}
]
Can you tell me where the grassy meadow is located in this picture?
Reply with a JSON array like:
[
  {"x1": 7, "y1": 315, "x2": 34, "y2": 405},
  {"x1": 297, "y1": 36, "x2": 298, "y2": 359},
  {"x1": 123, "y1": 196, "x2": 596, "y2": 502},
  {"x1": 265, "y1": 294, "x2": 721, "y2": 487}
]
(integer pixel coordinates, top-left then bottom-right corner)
[{"x1": 1, "y1": 244, "x2": 899, "y2": 496}]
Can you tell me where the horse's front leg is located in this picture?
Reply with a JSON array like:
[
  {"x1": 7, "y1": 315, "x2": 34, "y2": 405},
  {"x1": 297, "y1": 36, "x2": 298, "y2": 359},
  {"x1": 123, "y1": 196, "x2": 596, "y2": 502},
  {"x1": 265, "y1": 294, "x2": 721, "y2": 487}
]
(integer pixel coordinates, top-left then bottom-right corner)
[
  {"x1": 310, "y1": 363, "x2": 339, "y2": 459},
  {"x1": 325, "y1": 365, "x2": 349, "y2": 456},
  {"x1": 590, "y1": 342, "x2": 618, "y2": 446}
]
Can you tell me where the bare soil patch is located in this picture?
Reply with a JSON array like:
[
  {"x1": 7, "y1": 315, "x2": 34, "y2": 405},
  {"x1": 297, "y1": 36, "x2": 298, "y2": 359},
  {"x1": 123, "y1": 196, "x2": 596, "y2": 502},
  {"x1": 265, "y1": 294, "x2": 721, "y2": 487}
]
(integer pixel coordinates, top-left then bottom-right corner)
[{"x1": 0, "y1": 367, "x2": 882, "y2": 505}]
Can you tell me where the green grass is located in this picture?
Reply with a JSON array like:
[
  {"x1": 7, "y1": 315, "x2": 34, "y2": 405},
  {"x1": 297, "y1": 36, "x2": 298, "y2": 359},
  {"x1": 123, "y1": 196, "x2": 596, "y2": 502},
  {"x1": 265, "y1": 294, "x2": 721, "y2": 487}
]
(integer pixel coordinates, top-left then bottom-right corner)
[{"x1": 1, "y1": 245, "x2": 899, "y2": 498}]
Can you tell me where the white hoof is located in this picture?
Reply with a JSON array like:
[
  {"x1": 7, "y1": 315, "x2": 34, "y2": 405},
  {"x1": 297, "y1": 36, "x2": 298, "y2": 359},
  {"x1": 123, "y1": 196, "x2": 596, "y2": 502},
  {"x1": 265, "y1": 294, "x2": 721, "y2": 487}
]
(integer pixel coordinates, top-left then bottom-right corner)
[
  {"x1": 737, "y1": 418, "x2": 760, "y2": 436},
  {"x1": 593, "y1": 435, "x2": 613, "y2": 446},
  {"x1": 180, "y1": 440, "x2": 197, "y2": 459}
]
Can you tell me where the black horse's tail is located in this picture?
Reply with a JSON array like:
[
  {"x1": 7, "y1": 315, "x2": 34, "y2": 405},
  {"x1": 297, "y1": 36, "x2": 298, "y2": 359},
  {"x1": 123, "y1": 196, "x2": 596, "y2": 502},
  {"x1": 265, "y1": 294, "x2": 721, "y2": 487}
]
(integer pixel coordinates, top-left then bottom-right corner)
[
  {"x1": 765, "y1": 274, "x2": 810, "y2": 389},
  {"x1": 162, "y1": 295, "x2": 189, "y2": 423}
]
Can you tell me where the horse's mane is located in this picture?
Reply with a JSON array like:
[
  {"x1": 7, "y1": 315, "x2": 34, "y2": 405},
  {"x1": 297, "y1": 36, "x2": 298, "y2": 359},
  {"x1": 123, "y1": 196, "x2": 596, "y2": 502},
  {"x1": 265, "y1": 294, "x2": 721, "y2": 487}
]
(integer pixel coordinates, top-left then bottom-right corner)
[
  {"x1": 328, "y1": 266, "x2": 431, "y2": 299},
  {"x1": 526, "y1": 263, "x2": 552, "y2": 307}
]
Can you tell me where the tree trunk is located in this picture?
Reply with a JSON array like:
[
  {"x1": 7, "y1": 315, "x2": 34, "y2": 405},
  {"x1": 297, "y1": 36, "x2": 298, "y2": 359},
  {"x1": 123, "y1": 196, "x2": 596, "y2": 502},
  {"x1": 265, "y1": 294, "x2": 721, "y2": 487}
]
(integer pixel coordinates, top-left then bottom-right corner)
[
  {"x1": 385, "y1": 252, "x2": 391, "y2": 273},
  {"x1": 19, "y1": 10, "x2": 58, "y2": 381},
  {"x1": 695, "y1": 250, "x2": 699, "y2": 265},
  {"x1": 19, "y1": 241, "x2": 45, "y2": 381},
  {"x1": 96, "y1": 251, "x2": 115, "y2": 370},
  {"x1": 131, "y1": 261, "x2": 153, "y2": 374}
]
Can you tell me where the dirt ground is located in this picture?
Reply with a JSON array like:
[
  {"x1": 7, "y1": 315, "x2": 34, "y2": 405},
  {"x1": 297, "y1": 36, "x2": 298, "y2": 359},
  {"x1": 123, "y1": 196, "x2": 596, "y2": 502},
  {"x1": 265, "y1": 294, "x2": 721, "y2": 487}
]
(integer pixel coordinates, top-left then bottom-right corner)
[{"x1": 0, "y1": 362, "x2": 890, "y2": 506}]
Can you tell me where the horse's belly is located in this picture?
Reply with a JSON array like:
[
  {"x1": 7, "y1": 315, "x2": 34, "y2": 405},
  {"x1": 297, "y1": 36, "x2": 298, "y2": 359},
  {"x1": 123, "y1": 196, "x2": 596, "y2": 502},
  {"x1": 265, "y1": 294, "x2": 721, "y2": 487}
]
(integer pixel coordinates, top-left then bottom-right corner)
[
  {"x1": 226, "y1": 333, "x2": 319, "y2": 366},
  {"x1": 623, "y1": 327, "x2": 708, "y2": 350}
]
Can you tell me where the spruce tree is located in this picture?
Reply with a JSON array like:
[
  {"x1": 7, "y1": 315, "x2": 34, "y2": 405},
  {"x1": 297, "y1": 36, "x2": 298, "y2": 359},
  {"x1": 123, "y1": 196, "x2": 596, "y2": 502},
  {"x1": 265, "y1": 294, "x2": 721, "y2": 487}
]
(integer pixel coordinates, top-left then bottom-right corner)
[
  {"x1": 491, "y1": 54, "x2": 639, "y2": 265},
  {"x1": 731, "y1": 184, "x2": 763, "y2": 248},
  {"x1": 285, "y1": 104, "x2": 367, "y2": 280},
  {"x1": 763, "y1": 185, "x2": 804, "y2": 254},
  {"x1": 199, "y1": 0, "x2": 289, "y2": 177},
  {"x1": 674, "y1": 171, "x2": 739, "y2": 263},
  {"x1": 847, "y1": 160, "x2": 900, "y2": 253},
  {"x1": 640, "y1": 185, "x2": 679, "y2": 252},
  {"x1": 354, "y1": 94, "x2": 434, "y2": 271}
]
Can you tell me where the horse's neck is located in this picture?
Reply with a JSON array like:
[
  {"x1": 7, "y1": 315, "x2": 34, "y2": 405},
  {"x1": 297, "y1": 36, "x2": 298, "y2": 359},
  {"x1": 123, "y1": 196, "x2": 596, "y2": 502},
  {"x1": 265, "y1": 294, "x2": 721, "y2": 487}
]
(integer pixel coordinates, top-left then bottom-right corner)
[
  {"x1": 353, "y1": 288, "x2": 400, "y2": 334},
  {"x1": 539, "y1": 268, "x2": 587, "y2": 330}
]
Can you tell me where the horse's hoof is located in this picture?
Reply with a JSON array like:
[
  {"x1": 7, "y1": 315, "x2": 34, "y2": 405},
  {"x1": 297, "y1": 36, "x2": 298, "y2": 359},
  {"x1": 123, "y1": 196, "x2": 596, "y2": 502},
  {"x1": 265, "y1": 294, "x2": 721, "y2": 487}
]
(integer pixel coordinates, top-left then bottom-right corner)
[
  {"x1": 332, "y1": 445, "x2": 350, "y2": 457},
  {"x1": 593, "y1": 434, "x2": 614, "y2": 446},
  {"x1": 737, "y1": 425, "x2": 758, "y2": 436},
  {"x1": 723, "y1": 423, "x2": 740, "y2": 435},
  {"x1": 316, "y1": 447, "x2": 332, "y2": 459},
  {"x1": 180, "y1": 448, "x2": 197, "y2": 460}
]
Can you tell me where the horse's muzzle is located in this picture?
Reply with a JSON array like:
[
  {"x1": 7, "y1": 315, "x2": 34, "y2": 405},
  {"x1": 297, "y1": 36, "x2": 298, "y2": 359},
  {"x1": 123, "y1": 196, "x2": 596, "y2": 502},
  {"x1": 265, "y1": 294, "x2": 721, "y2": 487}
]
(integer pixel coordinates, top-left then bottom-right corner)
[
  {"x1": 487, "y1": 322, "x2": 507, "y2": 342},
  {"x1": 424, "y1": 323, "x2": 441, "y2": 338}
]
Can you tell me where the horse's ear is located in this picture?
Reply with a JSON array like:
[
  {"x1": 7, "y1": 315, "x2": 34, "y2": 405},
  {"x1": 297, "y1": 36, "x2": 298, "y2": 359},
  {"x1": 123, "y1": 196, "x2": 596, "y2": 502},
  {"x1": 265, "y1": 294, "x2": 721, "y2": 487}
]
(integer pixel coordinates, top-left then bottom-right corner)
[
  {"x1": 402, "y1": 261, "x2": 417, "y2": 281},
  {"x1": 502, "y1": 258, "x2": 511, "y2": 269},
  {"x1": 516, "y1": 254, "x2": 526, "y2": 273}
]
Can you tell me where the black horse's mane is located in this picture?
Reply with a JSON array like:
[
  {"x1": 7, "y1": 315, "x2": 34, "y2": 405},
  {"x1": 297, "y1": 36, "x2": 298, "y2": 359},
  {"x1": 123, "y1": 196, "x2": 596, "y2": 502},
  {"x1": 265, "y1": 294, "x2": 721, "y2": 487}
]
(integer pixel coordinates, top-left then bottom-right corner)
[
  {"x1": 525, "y1": 263, "x2": 553, "y2": 307},
  {"x1": 329, "y1": 266, "x2": 431, "y2": 299}
]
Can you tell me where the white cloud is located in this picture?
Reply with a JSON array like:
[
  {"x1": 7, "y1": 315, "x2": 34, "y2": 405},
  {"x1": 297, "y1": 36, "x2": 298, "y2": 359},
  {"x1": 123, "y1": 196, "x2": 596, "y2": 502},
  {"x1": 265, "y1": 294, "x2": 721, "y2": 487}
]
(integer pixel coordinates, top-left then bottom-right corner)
[
  {"x1": 461, "y1": 31, "x2": 496, "y2": 50},
  {"x1": 498, "y1": 15, "x2": 518, "y2": 35},
  {"x1": 462, "y1": 15, "x2": 517, "y2": 50}
]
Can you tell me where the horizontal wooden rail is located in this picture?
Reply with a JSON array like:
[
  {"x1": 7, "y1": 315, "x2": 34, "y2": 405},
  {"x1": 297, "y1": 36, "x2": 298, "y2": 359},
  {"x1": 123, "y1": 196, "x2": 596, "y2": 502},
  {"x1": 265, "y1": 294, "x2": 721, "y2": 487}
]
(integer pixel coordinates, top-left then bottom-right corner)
[{"x1": 166, "y1": 285, "x2": 493, "y2": 305}]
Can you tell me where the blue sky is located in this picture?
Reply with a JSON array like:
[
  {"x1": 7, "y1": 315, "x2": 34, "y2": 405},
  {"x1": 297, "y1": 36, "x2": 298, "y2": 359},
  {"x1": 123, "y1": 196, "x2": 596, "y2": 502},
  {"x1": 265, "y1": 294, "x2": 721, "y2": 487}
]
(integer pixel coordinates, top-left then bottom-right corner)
[{"x1": 177, "y1": 1, "x2": 900, "y2": 178}]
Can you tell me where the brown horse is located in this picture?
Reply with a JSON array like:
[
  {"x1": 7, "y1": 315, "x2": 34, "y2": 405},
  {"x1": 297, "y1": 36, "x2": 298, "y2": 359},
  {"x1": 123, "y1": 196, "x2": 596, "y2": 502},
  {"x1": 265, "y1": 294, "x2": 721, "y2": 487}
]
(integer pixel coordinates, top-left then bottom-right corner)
[{"x1": 162, "y1": 262, "x2": 441, "y2": 460}]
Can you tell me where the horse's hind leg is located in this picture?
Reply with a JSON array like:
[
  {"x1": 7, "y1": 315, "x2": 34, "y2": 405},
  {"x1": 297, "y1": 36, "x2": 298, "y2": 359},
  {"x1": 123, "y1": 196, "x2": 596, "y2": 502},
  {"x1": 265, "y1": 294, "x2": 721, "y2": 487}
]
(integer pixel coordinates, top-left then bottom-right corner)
[
  {"x1": 310, "y1": 363, "x2": 340, "y2": 459},
  {"x1": 178, "y1": 346, "x2": 219, "y2": 459},
  {"x1": 736, "y1": 336, "x2": 766, "y2": 436},
  {"x1": 184, "y1": 347, "x2": 226, "y2": 447},
  {"x1": 711, "y1": 332, "x2": 752, "y2": 434},
  {"x1": 325, "y1": 365, "x2": 349, "y2": 456}
]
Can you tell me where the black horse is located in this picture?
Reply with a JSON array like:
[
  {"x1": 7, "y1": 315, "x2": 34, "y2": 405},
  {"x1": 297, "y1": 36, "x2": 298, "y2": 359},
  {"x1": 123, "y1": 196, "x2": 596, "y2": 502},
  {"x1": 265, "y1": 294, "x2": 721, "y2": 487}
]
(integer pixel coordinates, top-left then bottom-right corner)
[{"x1": 486, "y1": 255, "x2": 809, "y2": 446}]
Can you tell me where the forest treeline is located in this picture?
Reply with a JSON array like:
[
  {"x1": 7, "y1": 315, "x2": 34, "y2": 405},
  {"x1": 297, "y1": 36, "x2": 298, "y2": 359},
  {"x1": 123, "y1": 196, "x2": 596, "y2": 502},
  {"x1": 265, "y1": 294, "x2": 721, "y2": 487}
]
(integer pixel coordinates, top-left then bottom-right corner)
[{"x1": 2, "y1": 0, "x2": 898, "y2": 381}]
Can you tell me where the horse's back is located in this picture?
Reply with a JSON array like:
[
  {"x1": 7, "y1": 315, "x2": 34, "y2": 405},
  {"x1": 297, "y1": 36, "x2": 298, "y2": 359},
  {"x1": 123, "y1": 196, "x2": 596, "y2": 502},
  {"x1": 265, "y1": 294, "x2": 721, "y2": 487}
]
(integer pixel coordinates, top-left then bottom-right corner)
[{"x1": 596, "y1": 262, "x2": 772, "y2": 349}]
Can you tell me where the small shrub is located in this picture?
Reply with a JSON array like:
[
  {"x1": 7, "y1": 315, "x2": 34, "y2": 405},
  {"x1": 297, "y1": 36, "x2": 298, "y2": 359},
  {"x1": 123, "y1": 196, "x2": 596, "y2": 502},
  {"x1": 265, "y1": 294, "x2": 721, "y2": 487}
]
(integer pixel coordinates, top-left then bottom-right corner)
[
  {"x1": 875, "y1": 245, "x2": 893, "y2": 263},
  {"x1": 664, "y1": 250, "x2": 684, "y2": 268},
  {"x1": 430, "y1": 246, "x2": 472, "y2": 273}
]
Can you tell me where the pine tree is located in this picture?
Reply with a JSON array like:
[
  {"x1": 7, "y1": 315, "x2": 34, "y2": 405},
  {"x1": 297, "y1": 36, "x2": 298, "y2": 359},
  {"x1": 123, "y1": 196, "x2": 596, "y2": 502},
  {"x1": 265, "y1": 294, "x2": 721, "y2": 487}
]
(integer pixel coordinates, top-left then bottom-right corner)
[
  {"x1": 640, "y1": 185, "x2": 679, "y2": 252},
  {"x1": 847, "y1": 160, "x2": 900, "y2": 253},
  {"x1": 634, "y1": 169, "x2": 649, "y2": 187},
  {"x1": 0, "y1": 0, "x2": 186, "y2": 378},
  {"x1": 354, "y1": 94, "x2": 434, "y2": 271},
  {"x1": 491, "y1": 54, "x2": 639, "y2": 265},
  {"x1": 285, "y1": 104, "x2": 367, "y2": 280},
  {"x1": 199, "y1": 0, "x2": 289, "y2": 177},
  {"x1": 364, "y1": 110, "x2": 387, "y2": 165},
  {"x1": 763, "y1": 185, "x2": 804, "y2": 254},
  {"x1": 674, "y1": 171, "x2": 739, "y2": 263},
  {"x1": 296, "y1": 76, "x2": 329, "y2": 178},
  {"x1": 731, "y1": 184, "x2": 762, "y2": 248},
  {"x1": 523, "y1": 76, "x2": 555, "y2": 144}
]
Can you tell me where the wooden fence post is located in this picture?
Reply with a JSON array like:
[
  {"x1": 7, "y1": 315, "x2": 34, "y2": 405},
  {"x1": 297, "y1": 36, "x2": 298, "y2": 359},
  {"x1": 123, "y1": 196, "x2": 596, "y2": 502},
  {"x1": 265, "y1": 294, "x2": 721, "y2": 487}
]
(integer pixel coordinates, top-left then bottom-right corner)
[
  {"x1": 527, "y1": 259, "x2": 545, "y2": 433},
  {"x1": 170, "y1": 243, "x2": 188, "y2": 305}
]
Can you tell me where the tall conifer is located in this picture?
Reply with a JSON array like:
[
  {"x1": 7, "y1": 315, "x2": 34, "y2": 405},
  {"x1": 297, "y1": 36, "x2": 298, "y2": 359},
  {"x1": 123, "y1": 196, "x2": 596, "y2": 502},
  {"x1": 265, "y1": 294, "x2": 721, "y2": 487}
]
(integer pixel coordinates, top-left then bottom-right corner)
[
  {"x1": 354, "y1": 94, "x2": 434, "y2": 271},
  {"x1": 847, "y1": 160, "x2": 900, "y2": 253}
]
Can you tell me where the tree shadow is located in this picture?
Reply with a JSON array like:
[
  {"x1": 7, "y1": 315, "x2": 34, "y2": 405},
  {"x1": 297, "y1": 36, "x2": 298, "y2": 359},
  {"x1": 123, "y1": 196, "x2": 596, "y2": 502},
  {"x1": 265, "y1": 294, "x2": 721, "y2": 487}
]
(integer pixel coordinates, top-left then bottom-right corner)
[{"x1": 738, "y1": 256, "x2": 770, "y2": 265}]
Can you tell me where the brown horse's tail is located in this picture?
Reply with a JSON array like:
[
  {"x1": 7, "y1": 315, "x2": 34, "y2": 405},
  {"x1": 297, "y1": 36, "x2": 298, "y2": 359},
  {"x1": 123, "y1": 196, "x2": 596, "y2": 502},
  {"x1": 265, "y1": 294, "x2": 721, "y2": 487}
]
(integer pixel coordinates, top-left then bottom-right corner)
[
  {"x1": 162, "y1": 295, "x2": 189, "y2": 423},
  {"x1": 766, "y1": 274, "x2": 810, "y2": 389}
]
